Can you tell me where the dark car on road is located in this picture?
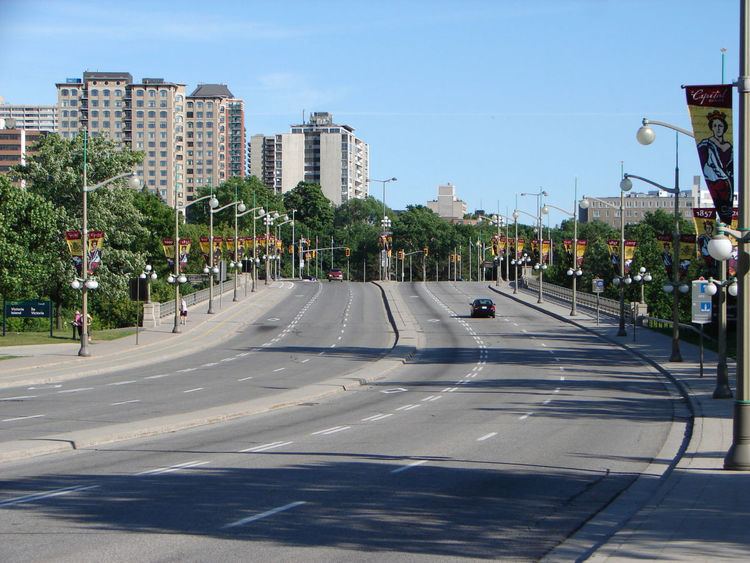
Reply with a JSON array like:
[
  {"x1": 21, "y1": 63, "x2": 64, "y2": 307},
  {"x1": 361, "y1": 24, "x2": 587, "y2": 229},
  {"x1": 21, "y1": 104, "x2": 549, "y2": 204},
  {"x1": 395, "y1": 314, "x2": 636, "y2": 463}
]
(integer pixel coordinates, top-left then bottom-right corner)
[
  {"x1": 327, "y1": 268, "x2": 344, "y2": 281},
  {"x1": 470, "y1": 298, "x2": 495, "y2": 318}
]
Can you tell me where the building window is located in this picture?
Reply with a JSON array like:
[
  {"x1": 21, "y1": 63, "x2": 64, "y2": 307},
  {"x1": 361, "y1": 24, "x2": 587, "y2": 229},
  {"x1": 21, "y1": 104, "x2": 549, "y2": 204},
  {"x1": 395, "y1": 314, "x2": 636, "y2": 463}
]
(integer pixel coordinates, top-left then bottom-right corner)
[
  {"x1": 148, "y1": 90, "x2": 156, "y2": 97},
  {"x1": 137, "y1": 90, "x2": 144, "y2": 97},
  {"x1": 103, "y1": 89, "x2": 110, "y2": 97},
  {"x1": 90, "y1": 89, "x2": 98, "y2": 96}
]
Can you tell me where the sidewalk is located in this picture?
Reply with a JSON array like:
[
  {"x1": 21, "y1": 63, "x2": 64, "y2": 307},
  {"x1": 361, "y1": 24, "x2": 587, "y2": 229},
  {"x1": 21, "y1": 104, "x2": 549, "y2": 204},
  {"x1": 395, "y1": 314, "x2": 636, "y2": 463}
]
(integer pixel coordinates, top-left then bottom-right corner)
[
  {"x1": 0, "y1": 282, "x2": 291, "y2": 389},
  {"x1": 485, "y1": 282, "x2": 750, "y2": 562}
]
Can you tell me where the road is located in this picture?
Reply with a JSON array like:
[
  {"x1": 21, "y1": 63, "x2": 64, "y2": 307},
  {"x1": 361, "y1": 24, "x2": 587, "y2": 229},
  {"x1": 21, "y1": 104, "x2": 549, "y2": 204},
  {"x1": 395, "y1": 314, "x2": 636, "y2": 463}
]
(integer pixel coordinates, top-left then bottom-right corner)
[{"x1": 0, "y1": 281, "x2": 678, "y2": 562}]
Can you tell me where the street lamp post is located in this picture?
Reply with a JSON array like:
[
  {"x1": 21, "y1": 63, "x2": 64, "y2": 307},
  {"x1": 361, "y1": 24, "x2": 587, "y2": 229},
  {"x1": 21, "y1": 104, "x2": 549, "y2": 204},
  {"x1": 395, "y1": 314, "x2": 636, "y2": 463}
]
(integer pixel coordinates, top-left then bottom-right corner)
[
  {"x1": 521, "y1": 189, "x2": 548, "y2": 303},
  {"x1": 514, "y1": 207, "x2": 543, "y2": 300},
  {"x1": 581, "y1": 182, "x2": 631, "y2": 335},
  {"x1": 634, "y1": 118, "x2": 694, "y2": 361},
  {"x1": 208, "y1": 199, "x2": 244, "y2": 312},
  {"x1": 369, "y1": 177, "x2": 397, "y2": 280},
  {"x1": 260, "y1": 211, "x2": 279, "y2": 285},
  {"x1": 542, "y1": 193, "x2": 582, "y2": 316},
  {"x1": 236, "y1": 205, "x2": 265, "y2": 293},
  {"x1": 276, "y1": 215, "x2": 293, "y2": 279},
  {"x1": 512, "y1": 210, "x2": 520, "y2": 294},
  {"x1": 380, "y1": 216, "x2": 392, "y2": 281},
  {"x1": 74, "y1": 135, "x2": 141, "y2": 356}
]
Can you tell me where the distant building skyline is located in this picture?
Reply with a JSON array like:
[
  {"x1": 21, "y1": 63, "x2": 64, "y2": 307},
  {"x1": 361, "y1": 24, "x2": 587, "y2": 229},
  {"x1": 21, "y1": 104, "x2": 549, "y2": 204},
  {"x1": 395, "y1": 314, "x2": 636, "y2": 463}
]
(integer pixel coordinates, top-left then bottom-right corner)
[{"x1": 427, "y1": 183, "x2": 467, "y2": 222}]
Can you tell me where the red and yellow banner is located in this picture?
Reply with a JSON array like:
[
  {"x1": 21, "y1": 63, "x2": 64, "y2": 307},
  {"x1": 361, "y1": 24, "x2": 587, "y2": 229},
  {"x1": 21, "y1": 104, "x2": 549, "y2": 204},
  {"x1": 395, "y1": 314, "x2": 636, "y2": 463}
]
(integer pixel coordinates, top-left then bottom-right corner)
[
  {"x1": 608, "y1": 240, "x2": 637, "y2": 273},
  {"x1": 685, "y1": 85, "x2": 734, "y2": 224},
  {"x1": 65, "y1": 229, "x2": 104, "y2": 274},
  {"x1": 178, "y1": 238, "x2": 191, "y2": 272}
]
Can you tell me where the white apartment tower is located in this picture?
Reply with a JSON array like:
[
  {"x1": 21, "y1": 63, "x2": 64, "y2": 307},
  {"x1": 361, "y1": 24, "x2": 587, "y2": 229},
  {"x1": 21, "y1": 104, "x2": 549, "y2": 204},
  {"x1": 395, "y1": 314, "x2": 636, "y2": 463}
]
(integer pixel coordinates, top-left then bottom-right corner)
[
  {"x1": 0, "y1": 97, "x2": 57, "y2": 132},
  {"x1": 250, "y1": 112, "x2": 369, "y2": 205}
]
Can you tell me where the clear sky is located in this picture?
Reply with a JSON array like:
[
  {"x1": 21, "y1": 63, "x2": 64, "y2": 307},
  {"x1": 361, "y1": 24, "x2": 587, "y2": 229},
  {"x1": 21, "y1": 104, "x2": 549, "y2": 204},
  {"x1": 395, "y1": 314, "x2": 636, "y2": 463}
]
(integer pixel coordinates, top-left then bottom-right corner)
[{"x1": 0, "y1": 0, "x2": 740, "y2": 226}]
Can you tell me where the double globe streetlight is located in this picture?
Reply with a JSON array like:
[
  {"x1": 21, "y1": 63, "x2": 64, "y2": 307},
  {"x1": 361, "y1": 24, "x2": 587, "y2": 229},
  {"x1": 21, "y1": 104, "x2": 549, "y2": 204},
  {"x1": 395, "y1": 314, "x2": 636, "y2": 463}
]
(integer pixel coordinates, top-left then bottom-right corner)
[
  {"x1": 580, "y1": 178, "x2": 630, "y2": 336},
  {"x1": 75, "y1": 164, "x2": 141, "y2": 357},
  {"x1": 236, "y1": 204, "x2": 265, "y2": 293},
  {"x1": 542, "y1": 192, "x2": 582, "y2": 316}
]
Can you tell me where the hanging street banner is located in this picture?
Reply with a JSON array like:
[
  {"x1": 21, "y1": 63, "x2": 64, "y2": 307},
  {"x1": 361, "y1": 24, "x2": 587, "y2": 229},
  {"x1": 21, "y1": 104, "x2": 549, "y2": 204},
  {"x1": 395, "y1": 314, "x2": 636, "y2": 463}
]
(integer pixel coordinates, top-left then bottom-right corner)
[
  {"x1": 225, "y1": 237, "x2": 235, "y2": 254},
  {"x1": 542, "y1": 240, "x2": 551, "y2": 264},
  {"x1": 161, "y1": 237, "x2": 176, "y2": 268},
  {"x1": 657, "y1": 234, "x2": 675, "y2": 278},
  {"x1": 516, "y1": 238, "x2": 525, "y2": 259},
  {"x1": 685, "y1": 85, "x2": 734, "y2": 224},
  {"x1": 237, "y1": 237, "x2": 246, "y2": 259},
  {"x1": 212, "y1": 236, "x2": 224, "y2": 263},
  {"x1": 693, "y1": 207, "x2": 738, "y2": 276},
  {"x1": 563, "y1": 239, "x2": 587, "y2": 267},
  {"x1": 65, "y1": 229, "x2": 104, "y2": 274},
  {"x1": 178, "y1": 238, "x2": 191, "y2": 272},
  {"x1": 199, "y1": 236, "x2": 210, "y2": 265},
  {"x1": 576, "y1": 240, "x2": 587, "y2": 267},
  {"x1": 624, "y1": 240, "x2": 637, "y2": 273},
  {"x1": 679, "y1": 234, "x2": 696, "y2": 277},
  {"x1": 607, "y1": 240, "x2": 637, "y2": 273}
]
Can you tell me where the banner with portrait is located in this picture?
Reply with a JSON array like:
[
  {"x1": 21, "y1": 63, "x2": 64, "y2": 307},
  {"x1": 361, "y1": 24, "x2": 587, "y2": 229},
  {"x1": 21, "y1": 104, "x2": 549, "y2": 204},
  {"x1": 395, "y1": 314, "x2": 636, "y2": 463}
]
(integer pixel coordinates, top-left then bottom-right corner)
[
  {"x1": 623, "y1": 241, "x2": 637, "y2": 274},
  {"x1": 541, "y1": 240, "x2": 551, "y2": 264},
  {"x1": 199, "y1": 236, "x2": 210, "y2": 265},
  {"x1": 576, "y1": 240, "x2": 587, "y2": 267},
  {"x1": 679, "y1": 234, "x2": 696, "y2": 278},
  {"x1": 516, "y1": 238, "x2": 525, "y2": 259},
  {"x1": 161, "y1": 237, "x2": 176, "y2": 268},
  {"x1": 225, "y1": 236, "x2": 235, "y2": 255},
  {"x1": 607, "y1": 239, "x2": 620, "y2": 269},
  {"x1": 685, "y1": 85, "x2": 734, "y2": 224},
  {"x1": 65, "y1": 230, "x2": 84, "y2": 274},
  {"x1": 178, "y1": 238, "x2": 191, "y2": 272},
  {"x1": 66, "y1": 229, "x2": 104, "y2": 274},
  {"x1": 657, "y1": 234, "x2": 674, "y2": 277},
  {"x1": 237, "y1": 237, "x2": 246, "y2": 259},
  {"x1": 212, "y1": 236, "x2": 224, "y2": 263}
]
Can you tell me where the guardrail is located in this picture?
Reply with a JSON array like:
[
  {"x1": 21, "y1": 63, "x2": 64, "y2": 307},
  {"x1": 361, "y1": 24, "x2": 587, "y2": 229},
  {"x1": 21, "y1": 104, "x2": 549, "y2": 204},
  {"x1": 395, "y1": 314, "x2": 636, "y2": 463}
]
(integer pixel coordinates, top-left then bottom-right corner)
[
  {"x1": 158, "y1": 279, "x2": 240, "y2": 318},
  {"x1": 523, "y1": 277, "x2": 627, "y2": 320}
]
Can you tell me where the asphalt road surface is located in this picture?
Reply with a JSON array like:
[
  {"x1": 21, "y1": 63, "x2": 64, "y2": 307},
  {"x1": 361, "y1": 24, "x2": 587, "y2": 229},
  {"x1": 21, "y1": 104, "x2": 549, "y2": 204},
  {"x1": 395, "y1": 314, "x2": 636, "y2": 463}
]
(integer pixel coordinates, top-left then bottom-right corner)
[{"x1": 0, "y1": 281, "x2": 678, "y2": 562}]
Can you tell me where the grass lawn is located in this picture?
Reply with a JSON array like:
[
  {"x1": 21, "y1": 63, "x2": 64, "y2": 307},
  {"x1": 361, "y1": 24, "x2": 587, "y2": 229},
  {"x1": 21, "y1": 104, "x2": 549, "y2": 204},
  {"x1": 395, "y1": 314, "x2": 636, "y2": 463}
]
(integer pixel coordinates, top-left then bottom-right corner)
[{"x1": 0, "y1": 327, "x2": 137, "y2": 347}]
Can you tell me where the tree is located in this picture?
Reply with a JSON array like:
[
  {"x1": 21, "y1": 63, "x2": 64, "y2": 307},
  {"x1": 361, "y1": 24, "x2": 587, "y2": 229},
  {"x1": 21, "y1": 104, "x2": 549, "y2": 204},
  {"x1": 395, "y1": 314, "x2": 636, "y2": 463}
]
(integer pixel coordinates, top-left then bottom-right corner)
[{"x1": 283, "y1": 182, "x2": 334, "y2": 239}]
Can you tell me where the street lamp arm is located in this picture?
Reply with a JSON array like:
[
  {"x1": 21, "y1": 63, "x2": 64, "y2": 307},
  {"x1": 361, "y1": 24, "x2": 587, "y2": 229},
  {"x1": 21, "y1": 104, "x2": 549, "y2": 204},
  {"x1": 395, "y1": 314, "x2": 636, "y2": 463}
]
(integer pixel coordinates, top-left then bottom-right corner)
[
  {"x1": 212, "y1": 200, "x2": 243, "y2": 214},
  {"x1": 513, "y1": 208, "x2": 538, "y2": 221},
  {"x1": 582, "y1": 195, "x2": 619, "y2": 210},
  {"x1": 236, "y1": 205, "x2": 264, "y2": 218},
  {"x1": 642, "y1": 118, "x2": 695, "y2": 139},
  {"x1": 542, "y1": 202, "x2": 574, "y2": 217},
  {"x1": 716, "y1": 223, "x2": 750, "y2": 243},
  {"x1": 84, "y1": 171, "x2": 138, "y2": 192},
  {"x1": 623, "y1": 173, "x2": 678, "y2": 194},
  {"x1": 183, "y1": 193, "x2": 216, "y2": 210}
]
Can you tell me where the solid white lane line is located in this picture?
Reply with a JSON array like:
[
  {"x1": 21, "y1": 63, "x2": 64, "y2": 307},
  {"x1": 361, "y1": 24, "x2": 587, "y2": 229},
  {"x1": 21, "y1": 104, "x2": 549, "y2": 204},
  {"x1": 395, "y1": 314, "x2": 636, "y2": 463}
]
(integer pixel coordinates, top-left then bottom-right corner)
[
  {"x1": 57, "y1": 387, "x2": 94, "y2": 394},
  {"x1": 240, "y1": 441, "x2": 294, "y2": 453},
  {"x1": 111, "y1": 400, "x2": 141, "y2": 406},
  {"x1": 311, "y1": 426, "x2": 346, "y2": 435},
  {"x1": 177, "y1": 368, "x2": 198, "y2": 373},
  {"x1": 0, "y1": 485, "x2": 99, "y2": 507},
  {"x1": 202, "y1": 363, "x2": 219, "y2": 367},
  {"x1": 183, "y1": 388, "x2": 203, "y2": 394},
  {"x1": 237, "y1": 352, "x2": 251, "y2": 357},
  {"x1": 220, "y1": 357, "x2": 237, "y2": 362},
  {"x1": 301, "y1": 358, "x2": 310, "y2": 363},
  {"x1": 273, "y1": 367, "x2": 285, "y2": 372},
  {"x1": 0, "y1": 395, "x2": 37, "y2": 401},
  {"x1": 144, "y1": 373, "x2": 170, "y2": 380},
  {"x1": 391, "y1": 460, "x2": 428, "y2": 474},
  {"x1": 2, "y1": 414, "x2": 45, "y2": 422},
  {"x1": 224, "y1": 501, "x2": 307, "y2": 529},
  {"x1": 108, "y1": 380, "x2": 136, "y2": 386},
  {"x1": 135, "y1": 460, "x2": 209, "y2": 476},
  {"x1": 237, "y1": 376, "x2": 254, "y2": 382},
  {"x1": 478, "y1": 432, "x2": 497, "y2": 441},
  {"x1": 519, "y1": 413, "x2": 532, "y2": 420}
]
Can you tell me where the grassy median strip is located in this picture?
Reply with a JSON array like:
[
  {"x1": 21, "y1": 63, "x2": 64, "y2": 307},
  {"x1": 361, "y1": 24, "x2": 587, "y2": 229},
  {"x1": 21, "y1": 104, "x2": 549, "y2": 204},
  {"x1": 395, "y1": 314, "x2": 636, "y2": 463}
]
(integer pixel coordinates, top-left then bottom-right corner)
[{"x1": 0, "y1": 328, "x2": 136, "y2": 347}]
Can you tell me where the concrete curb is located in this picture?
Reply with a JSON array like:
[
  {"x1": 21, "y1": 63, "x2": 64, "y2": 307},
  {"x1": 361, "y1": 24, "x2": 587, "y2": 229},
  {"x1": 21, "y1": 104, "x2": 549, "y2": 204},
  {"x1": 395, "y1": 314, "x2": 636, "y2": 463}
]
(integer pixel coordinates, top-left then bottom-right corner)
[
  {"x1": 0, "y1": 281, "x2": 411, "y2": 464},
  {"x1": 486, "y1": 284, "x2": 697, "y2": 561}
]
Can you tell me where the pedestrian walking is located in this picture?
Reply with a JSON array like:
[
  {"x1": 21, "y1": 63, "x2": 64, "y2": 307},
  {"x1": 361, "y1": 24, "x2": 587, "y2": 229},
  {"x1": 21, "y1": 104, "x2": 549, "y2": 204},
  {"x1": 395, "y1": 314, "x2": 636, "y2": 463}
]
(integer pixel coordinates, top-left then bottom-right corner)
[
  {"x1": 73, "y1": 310, "x2": 82, "y2": 340},
  {"x1": 180, "y1": 298, "x2": 188, "y2": 325}
]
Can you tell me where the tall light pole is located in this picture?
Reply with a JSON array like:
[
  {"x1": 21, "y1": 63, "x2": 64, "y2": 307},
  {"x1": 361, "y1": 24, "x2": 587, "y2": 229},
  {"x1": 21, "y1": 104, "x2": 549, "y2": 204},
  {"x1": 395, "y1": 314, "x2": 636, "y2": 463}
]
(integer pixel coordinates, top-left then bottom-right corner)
[
  {"x1": 634, "y1": 118, "x2": 693, "y2": 361},
  {"x1": 207, "y1": 198, "x2": 244, "y2": 312},
  {"x1": 542, "y1": 187, "x2": 582, "y2": 316},
  {"x1": 512, "y1": 210, "x2": 520, "y2": 294},
  {"x1": 236, "y1": 204, "x2": 265, "y2": 293},
  {"x1": 514, "y1": 208, "x2": 542, "y2": 299},
  {"x1": 622, "y1": 170, "x2": 686, "y2": 360},
  {"x1": 276, "y1": 215, "x2": 293, "y2": 279},
  {"x1": 74, "y1": 131, "x2": 141, "y2": 356},
  {"x1": 369, "y1": 177, "x2": 397, "y2": 280},
  {"x1": 581, "y1": 182, "x2": 631, "y2": 335},
  {"x1": 169, "y1": 191, "x2": 218, "y2": 333},
  {"x1": 260, "y1": 211, "x2": 279, "y2": 285},
  {"x1": 521, "y1": 189, "x2": 548, "y2": 303},
  {"x1": 707, "y1": 0, "x2": 750, "y2": 469}
]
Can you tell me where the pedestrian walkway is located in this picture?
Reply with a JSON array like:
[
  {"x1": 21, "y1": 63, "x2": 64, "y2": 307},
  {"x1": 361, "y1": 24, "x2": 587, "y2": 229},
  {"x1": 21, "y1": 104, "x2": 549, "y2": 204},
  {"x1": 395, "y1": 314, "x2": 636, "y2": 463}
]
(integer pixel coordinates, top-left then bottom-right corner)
[
  {"x1": 0, "y1": 282, "x2": 292, "y2": 389},
  {"x1": 485, "y1": 281, "x2": 750, "y2": 562}
]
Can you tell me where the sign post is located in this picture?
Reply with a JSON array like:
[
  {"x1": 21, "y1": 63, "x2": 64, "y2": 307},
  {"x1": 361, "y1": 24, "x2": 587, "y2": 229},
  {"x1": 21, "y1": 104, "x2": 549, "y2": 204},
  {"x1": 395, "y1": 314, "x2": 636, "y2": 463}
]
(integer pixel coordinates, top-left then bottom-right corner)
[
  {"x1": 592, "y1": 277, "x2": 604, "y2": 326},
  {"x1": 692, "y1": 279, "x2": 713, "y2": 378}
]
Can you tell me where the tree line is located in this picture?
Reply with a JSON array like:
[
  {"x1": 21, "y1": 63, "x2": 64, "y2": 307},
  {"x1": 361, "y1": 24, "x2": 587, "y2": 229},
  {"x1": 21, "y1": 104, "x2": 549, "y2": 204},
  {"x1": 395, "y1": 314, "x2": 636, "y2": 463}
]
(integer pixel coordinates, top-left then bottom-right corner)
[{"x1": 1, "y1": 132, "x2": 713, "y2": 330}]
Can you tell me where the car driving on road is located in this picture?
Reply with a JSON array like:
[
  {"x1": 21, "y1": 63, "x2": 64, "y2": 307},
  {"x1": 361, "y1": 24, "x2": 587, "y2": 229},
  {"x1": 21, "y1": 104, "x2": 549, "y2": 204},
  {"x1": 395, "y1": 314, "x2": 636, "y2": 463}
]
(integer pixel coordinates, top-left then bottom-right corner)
[
  {"x1": 470, "y1": 298, "x2": 495, "y2": 318},
  {"x1": 327, "y1": 268, "x2": 344, "y2": 281}
]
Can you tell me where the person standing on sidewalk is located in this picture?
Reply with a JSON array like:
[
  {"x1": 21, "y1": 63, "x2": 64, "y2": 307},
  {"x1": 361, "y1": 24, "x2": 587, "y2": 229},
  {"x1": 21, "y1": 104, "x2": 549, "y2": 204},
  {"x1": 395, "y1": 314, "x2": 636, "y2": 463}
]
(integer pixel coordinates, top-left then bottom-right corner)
[
  {"x1": 73, "y1": 310, "x2": 82, "y2": 340},
  {"x1": 180, "y1": 298, "x2": 188, "y2": 325}
]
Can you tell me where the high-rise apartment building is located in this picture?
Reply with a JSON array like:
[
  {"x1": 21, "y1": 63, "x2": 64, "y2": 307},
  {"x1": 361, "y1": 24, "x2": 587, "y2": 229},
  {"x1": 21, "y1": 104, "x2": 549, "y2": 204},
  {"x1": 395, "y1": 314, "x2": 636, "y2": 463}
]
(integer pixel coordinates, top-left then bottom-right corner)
[
  {"x1": 0, "y1": 119, "x2": 48, "y2": 184},
  {"x1": 185, "y1": 84, "x2": 245, "y2": 196},
  {"x1": 0, "y1": 98, "x2": 57, "y2": 132},
  {"x1": 55, "y1": 72, "x2": 245, "y2": 207},
  {"x1": 249, "y1": 112, "x2": 369, "y2": 205}
]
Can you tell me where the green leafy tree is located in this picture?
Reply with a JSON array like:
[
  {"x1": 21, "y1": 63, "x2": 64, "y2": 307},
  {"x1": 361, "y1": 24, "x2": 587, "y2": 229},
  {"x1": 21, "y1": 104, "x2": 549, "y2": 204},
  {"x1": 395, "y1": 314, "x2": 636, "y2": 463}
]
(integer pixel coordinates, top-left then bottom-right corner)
[{"x1": 283, "y1": 182, "x2": 334, "y2": 239}]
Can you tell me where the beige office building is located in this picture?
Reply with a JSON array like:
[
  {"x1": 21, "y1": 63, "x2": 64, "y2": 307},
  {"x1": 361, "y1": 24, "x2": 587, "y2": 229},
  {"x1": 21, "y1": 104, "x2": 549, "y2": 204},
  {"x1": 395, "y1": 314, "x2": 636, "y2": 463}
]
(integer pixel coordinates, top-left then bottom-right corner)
[
  {"x1": 427, "y1": 183, "x2": 468, "y2": 222},
  {"x1": 55, "y1": 72, "x2": 245, "y2": 208},
  {"x1": 250, "y1": 112, "x2": 369, "y2": 205},
  {"x1": 185, "y1": 84, "x2": 245, "y2": 198}
]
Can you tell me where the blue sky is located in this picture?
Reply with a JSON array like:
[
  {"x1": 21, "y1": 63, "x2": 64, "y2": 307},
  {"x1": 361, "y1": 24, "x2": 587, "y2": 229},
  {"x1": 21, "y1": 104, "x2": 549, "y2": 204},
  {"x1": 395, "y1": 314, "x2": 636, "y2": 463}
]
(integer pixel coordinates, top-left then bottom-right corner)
[{"x1": 0, "y1": 0, "x2": 739, "y2": 226}]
